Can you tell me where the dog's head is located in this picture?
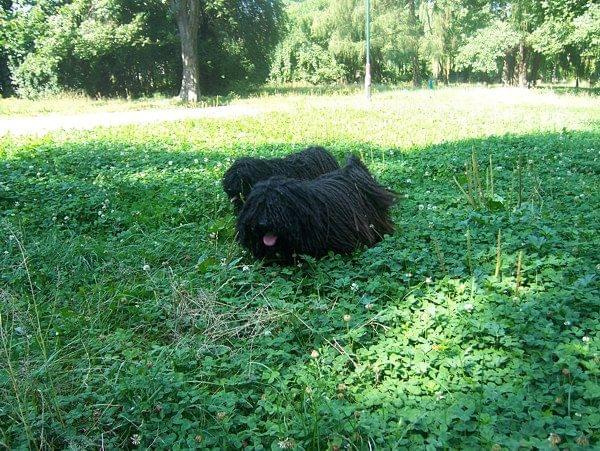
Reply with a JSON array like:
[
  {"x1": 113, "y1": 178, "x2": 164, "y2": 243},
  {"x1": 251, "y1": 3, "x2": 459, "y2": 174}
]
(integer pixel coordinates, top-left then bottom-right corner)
[
  {"x1": 236, "y1": 177, "x2": 312, "y2": 260},
  {"x1": 222, "y1": 158, "x2": 261, "y2": 211}
]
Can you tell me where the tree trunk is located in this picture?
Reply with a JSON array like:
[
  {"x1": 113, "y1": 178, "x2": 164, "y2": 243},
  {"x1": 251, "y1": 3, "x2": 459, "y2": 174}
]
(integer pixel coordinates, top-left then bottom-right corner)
[
  {"x1": 408, "y1": 0, "x2": 420, "y2": 87},
  {"x1": 517, "y1": 40, "x2": 527, "y2": 88},
  {"x1": 502, "y1": 50, "x2": 516, "y2": 86},
  {"x1": 173, "y1": 0, "x2": 200, "y2": 102},
  {"x1": 529, "y1": 52, "x2": 541, "y2": 86}
]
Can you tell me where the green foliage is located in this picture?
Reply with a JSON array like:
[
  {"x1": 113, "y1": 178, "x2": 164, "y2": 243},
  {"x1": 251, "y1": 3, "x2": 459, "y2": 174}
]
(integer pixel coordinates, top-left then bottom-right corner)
[
  {"x1": 455, "y1": 21, "x2": 520, "y2": 75},
  {"x1": 0, "y1": 87, "x2": 599, "y2": 448},
  {"x1": 3, "y1": 0, "x2": 283, "y2": 98}
]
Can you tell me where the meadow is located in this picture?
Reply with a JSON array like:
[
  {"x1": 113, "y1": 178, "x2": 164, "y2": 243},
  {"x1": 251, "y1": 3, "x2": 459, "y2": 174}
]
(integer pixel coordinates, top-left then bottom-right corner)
[{"x1": 1, "y1": 87, "x2": 599, "y2": 449}]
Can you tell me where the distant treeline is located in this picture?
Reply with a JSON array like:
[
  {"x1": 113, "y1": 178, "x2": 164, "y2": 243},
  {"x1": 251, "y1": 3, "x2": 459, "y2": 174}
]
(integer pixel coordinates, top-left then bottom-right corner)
[
  {"x1": 271, "y1": 0, "x2": 599, "y2": 88},
  {"x1": 1, "y1": 0, "x2": 598, "y2": 99}
]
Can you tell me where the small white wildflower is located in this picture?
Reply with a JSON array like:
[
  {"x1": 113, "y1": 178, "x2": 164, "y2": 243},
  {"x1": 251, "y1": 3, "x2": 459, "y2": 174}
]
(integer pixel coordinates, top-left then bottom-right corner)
[
  {"x1": 463, "y1": 303, "x2": 474, "y2": 312},
  {"x1": 263, "y1": 330, "x2": 272, "y2": 336},
  {"x1": 310, "y1": 350, "x2": 319, "y2": 358},
  {"x1": 3, "y1": 251, "x2": 8, "y2": 255},
  {"x1": 277, "y1": 438, "x2": 295, "y2": 449},
  {"x1": 64, "y1": 216, "x2": 69, "y2": 221},
  {"x1": 582, "y1": 336, "x2": 591, "y2": 343},
  {"x1": 242, "y1": 265, "x2": 250, "y2": 271},
  {"x1": 131, "y1": 434, "x2": 141, "y2": 446},
  {"x1": 425, "y1": 277, "x2": 433, "y2": 284},
  {"x1": 405, "y1": 273, "x2": 412, "y2": 278},
  {"x1": 28, "y1": 165, "x2": 33, "y2": 170},
  {"x1": 406, "y1": 178, "x2": 412, "y2": 184},
  {"x1": 424, "y1": 171, "x2": 430, "y2": 176},
  {"x1": 365, "y1": 303, "x2": 374, "y2": 310},
  {"x1": 203, "y1": 157, "x2": 208, "y2": 163},
  {"x1": 350, "y1": 282, "x2": 359, "y2": 292},
  {"x1": 168, "y1": 160, "x2": 173, "y2": 166},
  {"x1": 564, "y1": 321, "x2": 571, "y2": 326},
  {"x1": 418, "y1": 204, "x2": 425, "y2": 211},
  {"x1": 220, "y1": 258, "x2": 227, "y2": 266},
  {"x1": 194, "y1": 158, "x2": 199, "y2": 164},
  {"x1": 404, "y1": 193, "x2": 409, "y2": 198},
  {"x1": 143, "y1": 264, "x2": 150, "y2": 271}
]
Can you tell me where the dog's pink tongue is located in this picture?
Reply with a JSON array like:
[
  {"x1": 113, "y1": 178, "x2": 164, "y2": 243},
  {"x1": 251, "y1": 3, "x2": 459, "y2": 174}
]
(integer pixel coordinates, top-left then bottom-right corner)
[{"x1": 263, "y1": 234, "x2": 278, "y2": 247}]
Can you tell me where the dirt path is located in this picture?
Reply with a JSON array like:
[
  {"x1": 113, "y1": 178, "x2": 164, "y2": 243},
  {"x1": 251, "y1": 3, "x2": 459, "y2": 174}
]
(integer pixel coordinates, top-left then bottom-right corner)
[{"x1": 0, "y1": 104, "x2": 270, "y2": 137}]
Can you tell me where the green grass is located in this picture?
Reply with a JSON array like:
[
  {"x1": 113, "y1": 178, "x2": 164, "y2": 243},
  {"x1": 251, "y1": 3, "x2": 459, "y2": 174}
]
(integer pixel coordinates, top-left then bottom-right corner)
[{"x1": 1, "y1": 87, "x2": 599, "y2": 449}]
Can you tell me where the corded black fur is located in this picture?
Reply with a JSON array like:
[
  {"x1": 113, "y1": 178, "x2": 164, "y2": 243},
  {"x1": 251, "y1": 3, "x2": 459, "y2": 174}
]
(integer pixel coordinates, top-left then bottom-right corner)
[
  {"x1": 222, "y1": 146, "x2": 339, "y2": 211},
  {"x1": 237, "y1": 155, "x2": 397, "y2": 262}
]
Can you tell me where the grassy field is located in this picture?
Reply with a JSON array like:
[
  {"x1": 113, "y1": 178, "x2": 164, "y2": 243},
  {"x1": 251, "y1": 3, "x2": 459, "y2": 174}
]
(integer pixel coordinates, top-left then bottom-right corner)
[
  {"x1": 1, "y1": 87, "x2": 599, "y2": 449},
  {"x1": 3, "y1": 84, "x2": 597, "y2": 118}
]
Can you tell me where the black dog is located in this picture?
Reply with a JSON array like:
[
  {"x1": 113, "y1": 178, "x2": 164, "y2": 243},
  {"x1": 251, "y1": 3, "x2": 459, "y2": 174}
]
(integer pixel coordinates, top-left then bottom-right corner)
[
  {"x1": 222, "y1": 146, "x2": 339, "y2": 211},
  {"x1": 237, "y1": 155, "x2": 397, "y2": 261}
]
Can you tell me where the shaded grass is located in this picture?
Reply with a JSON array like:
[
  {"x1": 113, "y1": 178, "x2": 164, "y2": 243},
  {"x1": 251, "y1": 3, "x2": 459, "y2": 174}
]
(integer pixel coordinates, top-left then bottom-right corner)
[{"x1": 0, "y1": 88, "x2": 599, "y2": 449}]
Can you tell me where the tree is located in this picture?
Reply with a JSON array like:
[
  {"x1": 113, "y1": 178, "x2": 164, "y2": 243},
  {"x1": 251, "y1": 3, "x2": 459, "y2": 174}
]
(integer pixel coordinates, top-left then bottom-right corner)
[{"x1": 170, "y1": 0, "x2": 199, "y2": 102}]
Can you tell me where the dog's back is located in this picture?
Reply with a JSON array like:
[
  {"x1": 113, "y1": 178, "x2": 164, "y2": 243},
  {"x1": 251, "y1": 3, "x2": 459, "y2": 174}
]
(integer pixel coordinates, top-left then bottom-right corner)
[
  {"x1": 344, "y1": 155, "x2": 397, "y2": 210},
  {"x1": 222, "y1": 146, "x2": 339, "y2": 208}
]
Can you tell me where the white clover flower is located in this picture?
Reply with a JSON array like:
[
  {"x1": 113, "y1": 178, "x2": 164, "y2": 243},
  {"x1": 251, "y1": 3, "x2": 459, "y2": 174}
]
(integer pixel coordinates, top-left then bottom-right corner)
[
  {"x1": 168, "y1": 160, "x2": 173, "y2": 166},
  {"x1": 582, "y1": 336, "x2": 590, "y2": 343},
  {"x1": 418, "y1": 204, "x2": 425, "y2": 211},
  {"x1": 425, "y1": 277, "x2": 433, "y2": 284},
  {"x1": 194, "y1": 158, "x2": 199, "y2": 164},
  {"x1": 463, "y1": 303, "x2": 474, "y2": 312},
  {"x1": 242, "y1": 265, "x2": 250, "y2": 271},
  {"x1": 203, "y1": 157, "x2": 209, "y2": 163},
  {"x1": 406, "y1": 178, "x2": 412, "y2": 184},
  {"x1": 143, "y1": 264, "x2": 150, "y2": 271},
  {"x1": 350, "y1": 282, "x2": 359, "y2": 292},
  {"x1": 424, "y1": 171, "x2": 430, "y2": 176}
]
